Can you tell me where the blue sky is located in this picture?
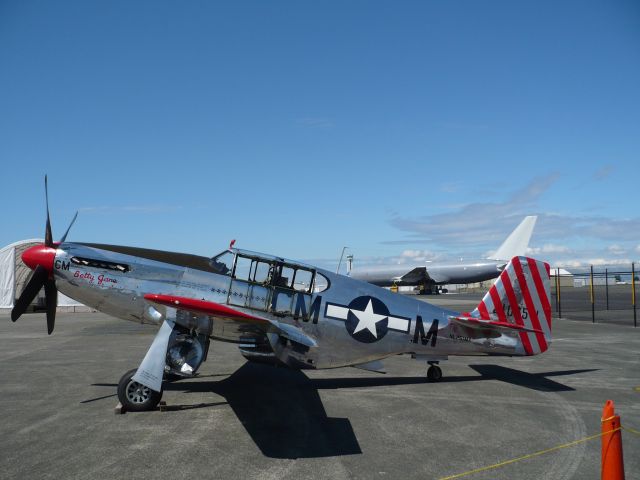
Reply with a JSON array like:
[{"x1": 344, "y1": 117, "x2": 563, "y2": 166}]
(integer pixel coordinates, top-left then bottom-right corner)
[{"x1": 1, "y1": 1, "x2": 638, "y2": 270}]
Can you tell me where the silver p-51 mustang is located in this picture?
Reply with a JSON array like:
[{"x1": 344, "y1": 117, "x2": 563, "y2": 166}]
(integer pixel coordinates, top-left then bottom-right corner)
[{"x1": 11, "y1": 179, "x2": 553, "y2": 412}]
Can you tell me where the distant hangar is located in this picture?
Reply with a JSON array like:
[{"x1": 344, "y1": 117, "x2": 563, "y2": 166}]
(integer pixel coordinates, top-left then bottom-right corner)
[{"x1": 0, "y1": 239, "x2": 87, "y2": 312}]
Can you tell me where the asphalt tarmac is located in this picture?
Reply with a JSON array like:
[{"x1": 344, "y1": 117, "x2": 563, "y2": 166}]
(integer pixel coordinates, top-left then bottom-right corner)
[{"x1": 1, "y1": 309, "x2": 638, "y2": 480}]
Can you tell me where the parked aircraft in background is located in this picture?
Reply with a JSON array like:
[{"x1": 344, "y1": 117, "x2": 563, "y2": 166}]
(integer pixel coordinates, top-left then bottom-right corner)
[
  {"x1": 10, "y1": 180, "x2": 551, "y2": 413},
  {"x1": 350, "y1": 216, "x2": 537, "y2": 293}
]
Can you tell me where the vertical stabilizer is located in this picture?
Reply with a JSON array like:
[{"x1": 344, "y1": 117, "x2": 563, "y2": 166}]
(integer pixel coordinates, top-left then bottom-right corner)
[
  {"x1": 472, "y1": 256, "x2": 552, "y2": 355},
  {"x1": 489, "y1": 216, "x2": 537, "y2": 261}
]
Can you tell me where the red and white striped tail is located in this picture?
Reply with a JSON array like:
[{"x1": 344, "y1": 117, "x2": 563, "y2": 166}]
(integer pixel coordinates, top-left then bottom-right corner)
[{"x1": 472, "y1": 256, "x2": 552, "y2": 356}]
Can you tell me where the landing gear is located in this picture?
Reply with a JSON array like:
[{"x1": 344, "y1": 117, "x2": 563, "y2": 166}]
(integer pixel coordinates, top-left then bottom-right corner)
[
  {"x1": 117, "y1": 368, "x2": 163, "y2": 412},
  {"x1": 427, "y1": 362, "x2": 443, "y2": 382},
  {"x1": 419, "y1": 282, "x2": 440, "y2": 295}
]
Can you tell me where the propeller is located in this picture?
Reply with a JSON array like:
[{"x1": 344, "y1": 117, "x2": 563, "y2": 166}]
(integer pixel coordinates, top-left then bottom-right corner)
[
  {"x1": 11, "y1": 176, "x2": 77, "y2": 334},
  {"x1": 60, "y1": 211, "x2": 78, "y2": 244},
  {"x1": 44, "y1": 175, "x2": 53, "y2": 247},
  {"x1": 11, "y1": 266, "x2": 49, "y2": 323}
]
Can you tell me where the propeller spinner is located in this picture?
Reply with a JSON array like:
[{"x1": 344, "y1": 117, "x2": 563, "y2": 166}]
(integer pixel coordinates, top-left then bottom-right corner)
[{"x1": 11, "y1": 176, "x2": 76, "y2": 334}]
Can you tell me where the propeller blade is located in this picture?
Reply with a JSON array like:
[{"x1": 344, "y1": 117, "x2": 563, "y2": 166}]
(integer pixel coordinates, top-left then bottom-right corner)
[
  {"x1": 11, "y1": 265, "x2": 48, "y2": 322},
  {"x1": 44, "y1": 175, "x2": 53, "y2": 247},
  {"x1": 44, "y1": 279, "x2": 57, "y2": 335},
  {"x1": 59, "y1": 211, "x2": 78, "y2": 243}
]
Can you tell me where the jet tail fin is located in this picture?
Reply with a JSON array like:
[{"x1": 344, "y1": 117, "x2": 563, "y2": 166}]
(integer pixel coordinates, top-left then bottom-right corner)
[
  {"x1": 489, "y1": 216, "x2": 537, "y2": 261},
  {"x1": 470, "y1": 256, "x2": 552, "y2": 355}
]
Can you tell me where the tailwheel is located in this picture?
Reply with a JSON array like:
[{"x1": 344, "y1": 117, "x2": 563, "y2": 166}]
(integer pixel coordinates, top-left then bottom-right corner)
[
  {"x1": 117, "y1": 368, "x2": 163, "y2": 412},
  {"x1": 427, "y1": 363, "x2": 443, "y2": 382}
]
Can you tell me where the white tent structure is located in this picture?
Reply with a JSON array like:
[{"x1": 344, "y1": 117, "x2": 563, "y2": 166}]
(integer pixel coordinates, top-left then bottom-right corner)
[{"x1": 0, "y1": 239, "x2": 89, "y2": 312}]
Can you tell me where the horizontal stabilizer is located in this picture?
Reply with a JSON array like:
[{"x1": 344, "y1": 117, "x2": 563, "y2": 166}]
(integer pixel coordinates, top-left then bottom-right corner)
[{"x1": 449, "y1": 315, "x2": 543, "y2": 334}]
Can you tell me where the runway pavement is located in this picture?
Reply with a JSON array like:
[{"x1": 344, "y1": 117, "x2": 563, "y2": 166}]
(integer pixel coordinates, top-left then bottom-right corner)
[{"x1": 1, "y1": 310, "x2": 638, "y2": 480}]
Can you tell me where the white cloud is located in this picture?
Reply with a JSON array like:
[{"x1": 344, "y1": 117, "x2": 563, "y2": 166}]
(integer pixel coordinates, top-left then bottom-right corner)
[
  {"x1": 526, "y1": 244, "x2": 572, "y2": 255},
  {"x1": 388, "y1": 173, "x2": 560, "y2": 247},
  {"x1": 400, "y1": 249, "x2": 421, "y2": 259},
  {"x1": 384, "y1": 173, "x2": 640, "y2": 268},
  {"x1": 607, "y1": 244, "x2": 626, "y2": 255},
  {"x1": 558, "y1": 257, "x2": 634, "y2": 268},
  {"x1": 399, "y1": 249, "x2": 441, "y2": 263},
  {"x1": 390, "y1": 174, "x2": 640, "y2": 247}
]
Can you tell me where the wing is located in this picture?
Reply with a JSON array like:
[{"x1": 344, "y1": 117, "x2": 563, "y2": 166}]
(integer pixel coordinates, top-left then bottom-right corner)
[
  {"x1": 144, "y1": 293, "x2": 269, "y2": 324},
  {"x1": 144, "y1": 294, "x2": 317, "y2": 347},
  {"x1": 399, "y1": 266, "x2": 428, "y2": 283}
]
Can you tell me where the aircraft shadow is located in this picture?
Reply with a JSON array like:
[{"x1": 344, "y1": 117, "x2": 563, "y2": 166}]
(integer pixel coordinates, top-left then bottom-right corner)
[
  {"x1": 166, "y1": 362, "x2": 366, "y2": 459},
  {"x1": 466, "y1": 365, "x2": 598, "y2": 392},
  {"x1": 310, "y1": 365, "x2": 596, "y2": 394},
  {"x1": 88, "y1": 363, "x2": 597, "y2": 457}
]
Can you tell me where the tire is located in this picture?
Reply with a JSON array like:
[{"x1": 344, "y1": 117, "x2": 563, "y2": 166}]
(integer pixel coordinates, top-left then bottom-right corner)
[
  {"x1": 427, "y1": 365, "x2": 443, "y2": 382},
  {"x1": 117, "y1": 368, "x2": 163, "y2": 412}
]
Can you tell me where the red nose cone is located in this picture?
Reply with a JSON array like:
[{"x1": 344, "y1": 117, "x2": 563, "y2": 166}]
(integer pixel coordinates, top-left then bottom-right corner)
[{"x1": 22, "y1": 245, "x2": 57, "y2": 272}]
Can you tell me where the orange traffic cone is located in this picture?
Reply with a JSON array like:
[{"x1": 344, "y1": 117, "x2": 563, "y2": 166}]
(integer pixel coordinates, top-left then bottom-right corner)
[{"x1": 601, "y1": 400, "x2": 625, "y2": 480}]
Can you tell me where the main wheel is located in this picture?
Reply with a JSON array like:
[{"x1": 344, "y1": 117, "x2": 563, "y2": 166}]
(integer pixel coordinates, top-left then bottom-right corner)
[
  {"x1": 117, "y1": 368, "x2": 163, "y2": 412},
  {"x1": 427, "y1": 365, "x2": 443, "y2": 382}
]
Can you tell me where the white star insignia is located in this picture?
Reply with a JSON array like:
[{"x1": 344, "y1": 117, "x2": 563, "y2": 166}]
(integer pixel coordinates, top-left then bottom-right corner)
[{"x1": 351, "y1": 299, "x2": 387, "y2": 337}]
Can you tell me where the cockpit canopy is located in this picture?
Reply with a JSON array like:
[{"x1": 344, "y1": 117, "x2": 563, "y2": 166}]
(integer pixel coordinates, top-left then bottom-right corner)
[
  {"x1": 209, "y1": 250, "x2": 234, "y2": 276},
  {"x1": 209, "y1": 249, "x2": 329, "y2": 293}
]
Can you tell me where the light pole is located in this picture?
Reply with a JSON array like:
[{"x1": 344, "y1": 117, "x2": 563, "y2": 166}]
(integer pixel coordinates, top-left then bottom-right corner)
[{"x1": 336, "y1": 246, "x2": 349, "y2": 274}]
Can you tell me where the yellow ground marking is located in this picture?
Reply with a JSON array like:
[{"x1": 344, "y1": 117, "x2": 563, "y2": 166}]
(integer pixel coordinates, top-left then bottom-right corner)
[{"x1": 439, "y1": 428, "x2": 623, "y2": 480}]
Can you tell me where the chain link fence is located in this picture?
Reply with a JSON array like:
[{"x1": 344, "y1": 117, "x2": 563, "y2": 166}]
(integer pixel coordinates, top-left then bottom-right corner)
[{"x1": 552, "y1": 263, "x2": 638, "y2": 326}]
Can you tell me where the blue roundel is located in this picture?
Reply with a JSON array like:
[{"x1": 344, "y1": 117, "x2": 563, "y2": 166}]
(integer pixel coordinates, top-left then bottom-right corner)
[{"x1": 345, "y1": 296, "x2": 390, "y2": 343}]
